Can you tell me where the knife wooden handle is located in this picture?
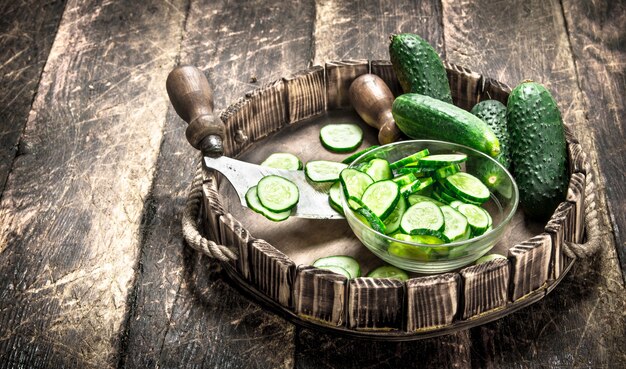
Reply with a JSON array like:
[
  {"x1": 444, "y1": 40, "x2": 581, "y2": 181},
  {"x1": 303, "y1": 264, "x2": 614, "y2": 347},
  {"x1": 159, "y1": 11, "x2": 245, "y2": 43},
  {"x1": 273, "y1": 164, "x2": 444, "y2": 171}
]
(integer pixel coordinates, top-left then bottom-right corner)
[
  {"x1": 166, "y1": 65, "x2": 225, "y2": 157},
  {"x1": 349, "y1": 74, "x2": 402, "y2": 145}
]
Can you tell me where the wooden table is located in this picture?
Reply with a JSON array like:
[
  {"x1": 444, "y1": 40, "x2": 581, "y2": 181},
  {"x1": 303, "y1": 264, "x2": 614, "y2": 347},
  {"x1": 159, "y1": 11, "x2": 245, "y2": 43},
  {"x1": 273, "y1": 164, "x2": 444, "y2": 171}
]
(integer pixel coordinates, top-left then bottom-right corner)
[{"x1": 1, "y1": 0, "x2": 624, "y2": 368}]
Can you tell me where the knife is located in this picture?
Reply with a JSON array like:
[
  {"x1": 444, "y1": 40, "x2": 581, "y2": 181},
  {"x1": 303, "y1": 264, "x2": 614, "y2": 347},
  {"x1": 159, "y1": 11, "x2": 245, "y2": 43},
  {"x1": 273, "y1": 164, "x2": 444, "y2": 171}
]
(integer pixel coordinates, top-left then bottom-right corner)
[{"x1": 166, "y1": 65, "x2": 344, "y2": 220}]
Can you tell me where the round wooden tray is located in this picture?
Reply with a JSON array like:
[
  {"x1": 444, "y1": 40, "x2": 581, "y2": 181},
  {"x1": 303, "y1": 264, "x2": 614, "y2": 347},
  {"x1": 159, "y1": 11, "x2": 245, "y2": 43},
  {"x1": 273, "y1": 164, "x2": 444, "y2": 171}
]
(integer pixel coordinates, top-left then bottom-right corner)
[{"x1": 198, "y1": 60, "x2": 589, "y2": 340}]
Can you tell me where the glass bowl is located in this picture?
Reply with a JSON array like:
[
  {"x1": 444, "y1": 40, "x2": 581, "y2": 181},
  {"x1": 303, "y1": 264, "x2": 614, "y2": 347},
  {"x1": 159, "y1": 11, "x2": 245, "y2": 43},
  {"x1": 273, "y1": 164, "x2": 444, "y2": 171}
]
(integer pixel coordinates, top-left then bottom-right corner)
[{"x1": 341, "y1": 140, "x2": 519, "y2": 273}]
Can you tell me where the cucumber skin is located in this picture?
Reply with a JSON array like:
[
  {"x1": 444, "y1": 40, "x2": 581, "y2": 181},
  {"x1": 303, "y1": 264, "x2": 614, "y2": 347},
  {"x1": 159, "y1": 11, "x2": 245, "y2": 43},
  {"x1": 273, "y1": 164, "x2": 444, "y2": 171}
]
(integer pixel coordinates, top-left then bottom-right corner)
[
  {"x1": 507, "y1": 81, "x2": 568, "y2": 221},
  {"x1": 389, "y1": 33, "x2": 452, "y2": 103},
  {"x1": 471, "y1": 100, "x2": 510, "y2": 169},
  {"x1": 392, "y1": 93, "x2": 501, "y2": 158}
]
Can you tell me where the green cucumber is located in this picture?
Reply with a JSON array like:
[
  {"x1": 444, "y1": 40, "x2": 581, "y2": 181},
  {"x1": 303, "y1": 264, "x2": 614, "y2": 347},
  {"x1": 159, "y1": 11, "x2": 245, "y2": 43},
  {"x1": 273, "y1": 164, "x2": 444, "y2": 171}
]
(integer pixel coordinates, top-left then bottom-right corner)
[
  {"x1": 440, "y1": 205, "x2": 470, "y2": 242},
  {"x1": 475, "y1": 254, "x2": 507, "y2": 265},
  {"x1": 316, "y1": 265, "x2": 352, "y2": 278},
  {"x1": 471, "y1": 100, "x2": 510, "y2": 169},
  {"x1": 507, "y1": 81, "x2": 568, "y2": 221},
  {"x1": 341, "y1": 145, "x2": 380, "y2": 164},
  {"x1": 313, "y1": 255, "x2": 361, "y2": 278},
  {"x1": 340, "y1": 169, "x2": 374, "y2": 209},
  {"x1": 434, "y1": 164, "x2": 461, "y2": 180},
  {"x1": 361, "y1": 158, "x2": 392, "y2": 181},
  {"x1": 356, "y1": 206, "x2": 387, "y2": 234},
  {"x1": 304, "y1": 160, "x2": 348, "y2": 182},
  {"x1": 389, "y1": 149, "x2": 430, "y2": 169},
  {"x1": 382, "y1": 196, "x2": 407, "y2": 234},
  {"x1": 407, "y1": 194, "x2": 444, "y2": 207},
  {"x1": 442, "y1": 172, "x2": 490, "y2": 204},
  {"x1": 400, "y1": 179, "x2": 422, "y2": 197},
  {"x1": 457, "y1": 203, "x2": 490, "y2": 236},
  {"x1": 320, "y1": 123, "x2": 363, "y2": 152},
  {"x1": 392, "y1": 94, "x2": 501, "y2": 158},
  {"x1": 245, "y1": 186, "x2": 292, "y2": 222},
  {"x1": 417, "y1": 154, "x2": 467, "y2": 167},
  {"x1": 256, "y1": 175, "x2": 299, "y2": 212},
  {"x1": 360, "y1": 180, "x2": 400, "y2": 220},
  {"x1": 367, "y1": 265, "x2": 409, "y2": 281},
  {"x1": 400, "y1": 201, "x2": 445, "y2": 234},
  {"x1": 392, "y1": 173, "x2": 417, "y2": 186},
  {"x1": 328, "y1": 181, "x2": 344, "y2": 214},
  {"x1": 389, "y1": 33, "x2": 453, "y2": 103},
  {"x1": 261, "y1": 153, "x2": 302, "y2": 170}
]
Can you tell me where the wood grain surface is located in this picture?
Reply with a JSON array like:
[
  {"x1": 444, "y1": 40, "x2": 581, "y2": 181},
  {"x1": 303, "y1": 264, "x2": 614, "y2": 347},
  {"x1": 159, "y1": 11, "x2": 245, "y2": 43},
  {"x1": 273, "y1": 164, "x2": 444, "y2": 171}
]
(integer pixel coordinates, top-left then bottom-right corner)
[
  {"x1": 0, "y1": 0, "x2": 187, "y2": 367},
  {"x1": 0, "y1": 0, "x2": 66, "y2": 195},
  {"x1": 0, "y1": 0, "x2": 624, "y2": 368}
]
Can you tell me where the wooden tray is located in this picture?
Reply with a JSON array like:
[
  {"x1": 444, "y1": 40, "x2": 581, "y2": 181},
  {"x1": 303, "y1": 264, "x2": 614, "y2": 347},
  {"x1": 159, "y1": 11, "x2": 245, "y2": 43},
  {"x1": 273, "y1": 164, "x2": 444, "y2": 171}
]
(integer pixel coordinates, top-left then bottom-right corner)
[{"x1": 198, "y1": 60, "x2": 588, "y2": 340}]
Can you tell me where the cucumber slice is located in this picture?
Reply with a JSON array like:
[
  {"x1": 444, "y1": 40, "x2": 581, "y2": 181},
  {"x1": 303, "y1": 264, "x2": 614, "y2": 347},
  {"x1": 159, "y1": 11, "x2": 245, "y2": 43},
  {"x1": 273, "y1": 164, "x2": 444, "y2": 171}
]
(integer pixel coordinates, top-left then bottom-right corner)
[
  {"x1": 305, "y1": 160, "x2": 348, "y2": 182},
  {"x1": 416, "y1": 154, "x2": 467, "y2": 167},
  {"x1": 440, "y1": 205, "x2": 470, "y2": 241},
  {"x1": 316, "y1": 265, "x2": 352, "y2": 278},
  {"x1": 367, "y1": 265, "x2": 409, "y2": 281},
  {"x1": 407, "y1": 194, "x2": 444, "y2": 207},
  {"x1": 433, "y1": 185, "x2": 457, "y2": 204},
  {"x1": 256, "y1": 175, "x2": 300, "y2": 212},
  {"x1": 400, "y1": 201, "x2": 445, "y2": 234},
  {"x1": 313, "y1": 255, "x2": 361, "y2": 278},
  {"x1": 328, "y1": 181, "x2": 344, "y2": 214},
  {"x1": 356, "y1": 206, "x2": 387, "y2": 233},
  {"x1": 389, "y1": 235, "x2": 433, "y2": 261},
  {"x1": 409, "y1": 228, "x2": 451, "y2": 243},
  {"x1": 482, "y1": 207, "x2": 493, "y2": 228},
  {"x1": 383, "y1": 196, "x2": 407, "y2": 234},
  {"x1": 341, "y1": 145, "x2": 380, "y2": 164},
  {"x1": 320, "y1": 123, "x2": 363, "y2": 152},
  {"x1": 361, "y1": 180, "x2": 401, "y2": 220},
  {"x1": 261, "y1": 153, "x2": 302, "y2": 170},
  {"x1": 361, "y1": 158, "x2": 392, "y2": 181},
  {"x1": 400, "y1": 179, "x2": 422, "y2": 197},
  {"x1": 340, "y1": 169, "x2": 374, "y2": 209},
  {"x1": 433, "y1": 163, "x2": 461, "y2": 180},
  {"x1": 396, "y1": 166, "x2": 435, "y2": 177},
  {"x1": 457, "y1": 203, "x2": 490, "y2": 235},
  {"x1": 443, "y1": 172, "x2": 490, "y2": 204},
  {"x1": 415, "y1": 177, "x2": 435, "y2": 194},
  {"x1": 449, "y1": 200, "x2": 464, "y2": 209},
  {"x1": 245, "y1": 186, "x2": 292, "y2": 221},
  {"x1": 389, "y1": 149, "x2": 430, "y2": 169},
  {"x1": 475, "y1": 253, "x2": 507, "y2": 265},
  {"x1": 392, "y1": 173, "x2": 417, "y2": 186}
]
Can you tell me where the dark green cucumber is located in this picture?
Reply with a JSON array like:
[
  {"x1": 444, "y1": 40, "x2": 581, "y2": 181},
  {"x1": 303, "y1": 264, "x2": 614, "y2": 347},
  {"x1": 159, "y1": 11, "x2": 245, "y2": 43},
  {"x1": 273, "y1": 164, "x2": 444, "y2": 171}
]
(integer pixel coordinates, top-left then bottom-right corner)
[
  {"x1": 389, "y1": 33, "x2": 452, "y2": 103},
  {"x1": 471, "y1": 100, "x2": 510, "y2": 168},
  {"x1": 469, "y1": 100, "x2": 511, "y2": 188},
  {"x1": 392, "y1": 94, "x2": 501, "y2": 158},
  {"x1": 507, "y1": 81, "x2": 568, "y2": 221}
]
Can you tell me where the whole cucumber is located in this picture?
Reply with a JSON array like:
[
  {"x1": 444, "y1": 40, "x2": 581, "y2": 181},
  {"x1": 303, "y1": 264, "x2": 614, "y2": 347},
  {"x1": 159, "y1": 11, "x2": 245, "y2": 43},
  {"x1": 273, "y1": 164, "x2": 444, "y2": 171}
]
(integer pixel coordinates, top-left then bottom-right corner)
[
  {"x1": 471, "y1": 100, "x2": 510, "y2": 168},
  {"x1": 392, "y1": 93, "x2": 500, "y2": 158},
  {"x1": 507, "y1": 81, "x2": 568, "y2": 221},
  {"x1": 389, "y1": 33, "x2": 453, "y2": 103},
  {"x1": 467, "y1": 100, "x2": 510, "y2": 188}
]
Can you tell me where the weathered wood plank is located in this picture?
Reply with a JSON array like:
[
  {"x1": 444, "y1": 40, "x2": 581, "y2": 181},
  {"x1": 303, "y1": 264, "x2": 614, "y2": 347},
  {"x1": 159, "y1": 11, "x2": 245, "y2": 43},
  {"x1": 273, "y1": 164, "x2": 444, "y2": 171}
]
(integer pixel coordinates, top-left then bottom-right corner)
[
  {"x1": 460, "y1": 258, "x2": 510, "y2": 319},
  {"x1": 249, "y1": 239, "x2": 295, "y2": 308},
  {"x1": 120, "y1": 0, "x2": 315, "y2": 367},
  {"x1": 0, "y1": 0, "x2": 188, "y2": 367},
  {"x1": 508, "y1": 233, "x2": 552, "y2": 301},
  {"x1": 347, "y1": 277, "x2": 404, "y2": 331},
  {"x1": 293, "y1": 266, "x2": 347, "y2": 326},
  {"x1": 283, "y1": 66, "x2": 326, "y2": 123},
  {"x1": 0, "y1": 0, "x2": 67, "y2": 196},
  {"x1": 561, "y1": 0, "x2": 626, "y2": 282},
  {"x1": 325, "y1": 59, "x2": 369, "y2": 110},
  {"x1": 442, "y1": 0, "x2": 626, "y2": 367},
  {"x1": 406, "y1": 273, "x2": 459, "y2": 331}
]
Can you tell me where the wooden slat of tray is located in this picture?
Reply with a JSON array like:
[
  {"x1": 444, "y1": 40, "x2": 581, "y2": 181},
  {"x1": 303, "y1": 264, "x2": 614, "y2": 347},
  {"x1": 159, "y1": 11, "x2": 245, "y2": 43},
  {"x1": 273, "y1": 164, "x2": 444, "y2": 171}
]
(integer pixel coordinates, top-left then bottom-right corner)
[
  {"x1": 508, "y1": 233, "x2": 552, "y2": 302},
  {"x1": 347, "y1": 277, "x2": 405, "y2": 331}
]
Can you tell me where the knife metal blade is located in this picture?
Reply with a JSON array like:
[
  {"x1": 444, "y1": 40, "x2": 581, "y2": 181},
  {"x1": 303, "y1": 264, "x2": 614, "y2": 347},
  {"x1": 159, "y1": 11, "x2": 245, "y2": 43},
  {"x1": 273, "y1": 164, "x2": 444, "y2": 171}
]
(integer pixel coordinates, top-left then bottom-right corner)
[{"x1": 204, "y1": 156, "x2": 344, "y2": 219}]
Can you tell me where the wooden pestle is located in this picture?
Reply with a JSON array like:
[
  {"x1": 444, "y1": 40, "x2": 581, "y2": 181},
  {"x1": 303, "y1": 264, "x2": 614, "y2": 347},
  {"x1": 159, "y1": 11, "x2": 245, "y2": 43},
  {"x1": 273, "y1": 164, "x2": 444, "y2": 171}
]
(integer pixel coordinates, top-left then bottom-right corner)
[{"x1": 348, "y1": 74, "x2": 402, "y2": 145}]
